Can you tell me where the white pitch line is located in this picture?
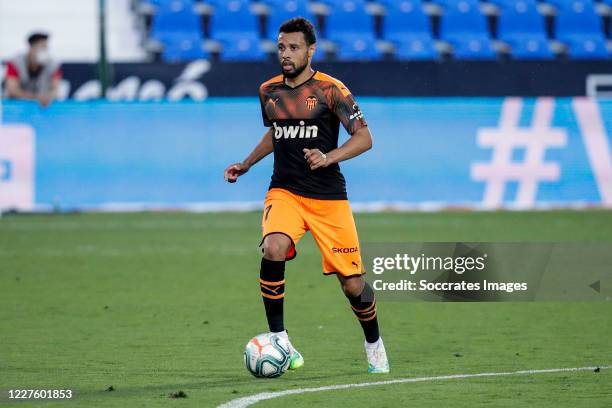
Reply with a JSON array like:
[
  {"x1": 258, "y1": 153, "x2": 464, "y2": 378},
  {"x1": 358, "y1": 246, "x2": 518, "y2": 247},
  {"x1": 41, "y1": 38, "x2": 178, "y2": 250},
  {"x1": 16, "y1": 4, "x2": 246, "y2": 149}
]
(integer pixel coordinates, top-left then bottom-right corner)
[{"x1": 217, "y1": 365, "x2": 611, "y2": 408}]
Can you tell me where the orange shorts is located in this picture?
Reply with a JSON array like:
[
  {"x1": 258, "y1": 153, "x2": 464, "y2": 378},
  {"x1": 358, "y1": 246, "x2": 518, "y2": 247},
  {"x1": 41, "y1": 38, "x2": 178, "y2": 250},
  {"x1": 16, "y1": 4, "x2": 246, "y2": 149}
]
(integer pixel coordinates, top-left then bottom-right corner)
[{"x1": 261, "y1": 188, "x2": 364, "y2": 277}]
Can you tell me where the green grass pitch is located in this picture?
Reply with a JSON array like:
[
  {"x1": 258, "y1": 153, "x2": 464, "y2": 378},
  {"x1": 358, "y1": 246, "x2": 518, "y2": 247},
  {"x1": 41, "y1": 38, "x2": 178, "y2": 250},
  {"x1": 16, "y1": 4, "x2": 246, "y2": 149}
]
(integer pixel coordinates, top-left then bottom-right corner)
[{"x1": 1, "y1": 211, "x2": 611, "y2": 407}]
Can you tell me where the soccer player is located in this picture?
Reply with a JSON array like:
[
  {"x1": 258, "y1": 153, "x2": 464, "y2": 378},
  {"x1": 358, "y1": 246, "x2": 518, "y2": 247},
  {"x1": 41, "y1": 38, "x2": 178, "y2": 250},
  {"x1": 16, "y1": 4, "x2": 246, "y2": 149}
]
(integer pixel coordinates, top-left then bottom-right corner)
[{"x1": 224, "y1": 17, "x2": 389, "y2": 374}]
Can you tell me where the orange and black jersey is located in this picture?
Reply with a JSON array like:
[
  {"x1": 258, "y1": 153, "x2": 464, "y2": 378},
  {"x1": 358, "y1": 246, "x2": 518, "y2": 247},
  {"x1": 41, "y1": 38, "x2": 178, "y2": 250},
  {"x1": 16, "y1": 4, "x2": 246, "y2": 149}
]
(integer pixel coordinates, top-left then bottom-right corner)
[{"x1": 259, "y1": 71, "x2": 368, "y2": 200}]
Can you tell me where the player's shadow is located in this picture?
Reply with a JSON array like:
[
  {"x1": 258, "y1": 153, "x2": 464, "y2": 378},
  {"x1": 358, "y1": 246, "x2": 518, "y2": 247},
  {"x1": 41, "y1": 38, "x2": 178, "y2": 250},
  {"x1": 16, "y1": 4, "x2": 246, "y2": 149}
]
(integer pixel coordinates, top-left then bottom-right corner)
[{"x1": 72, "y1": 369, "x2": 368, "y2": 401}]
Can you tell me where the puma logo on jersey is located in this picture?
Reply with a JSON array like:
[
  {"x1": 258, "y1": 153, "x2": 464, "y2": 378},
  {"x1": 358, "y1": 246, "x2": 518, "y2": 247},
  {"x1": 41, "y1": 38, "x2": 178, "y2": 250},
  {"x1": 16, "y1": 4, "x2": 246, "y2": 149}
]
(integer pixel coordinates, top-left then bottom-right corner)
[
  {"x1": 273, "y1": 121, "x2": 318, "y2": 140},
  {"x1": 268, "y1": 97, "x2": 279, "y2": 109}
]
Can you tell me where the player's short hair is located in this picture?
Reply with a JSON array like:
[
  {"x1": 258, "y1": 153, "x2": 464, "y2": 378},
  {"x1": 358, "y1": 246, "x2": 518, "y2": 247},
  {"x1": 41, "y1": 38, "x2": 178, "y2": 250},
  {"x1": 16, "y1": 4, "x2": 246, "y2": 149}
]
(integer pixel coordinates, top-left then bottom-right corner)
[
  {"x1": 279, "y1": 17, "x2": 316, "y2": 46},
  {"x1": 28, "y1": 32, "x2": 49, "y2": 46}
]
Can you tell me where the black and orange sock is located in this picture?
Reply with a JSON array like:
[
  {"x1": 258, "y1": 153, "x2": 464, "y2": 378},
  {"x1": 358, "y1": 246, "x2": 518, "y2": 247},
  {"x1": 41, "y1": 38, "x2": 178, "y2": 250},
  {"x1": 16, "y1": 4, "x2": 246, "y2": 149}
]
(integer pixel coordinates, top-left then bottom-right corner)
[
  {"x1": 347, "y1": 282, "x2": 380, "y2": 343},
  {"x1": 260, "y1": 258, "x2": 286, "y2": 332}
]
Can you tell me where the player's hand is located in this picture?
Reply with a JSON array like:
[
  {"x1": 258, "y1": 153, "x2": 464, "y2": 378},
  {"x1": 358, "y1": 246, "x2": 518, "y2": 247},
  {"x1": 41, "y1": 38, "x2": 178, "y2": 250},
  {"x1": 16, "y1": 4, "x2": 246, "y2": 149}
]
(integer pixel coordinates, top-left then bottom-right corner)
[
  {"x1": 303, "y1": 148, "x2": 330, "y2": 170},
  {"x1": 37, "y1": 95, "x2": 52, "y2": 108},
  {"x1": 224, "y1": 162, "x2": 249, "y2": 183}
]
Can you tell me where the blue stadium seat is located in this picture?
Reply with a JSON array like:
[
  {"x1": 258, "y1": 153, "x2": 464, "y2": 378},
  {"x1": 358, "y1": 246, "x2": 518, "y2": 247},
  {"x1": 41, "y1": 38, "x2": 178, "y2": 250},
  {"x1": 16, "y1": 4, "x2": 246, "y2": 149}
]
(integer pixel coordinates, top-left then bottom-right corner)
[
  {"x1": 333, "y1": 36, "x2": 383, "y2": 60},
  {"x1": 496, "y1": 0, "x2": 554, "y2": 59},
  {"x1": 393, "y1": 37, "x2": 438, "y2": 59},
  {"x1": 157, "y1": 32, "x2": 209, "y2": 61},
  {"x1": 554, "y1": 0, "x2": 609, "y2": 59},
  {"x1": 150, "y1": 0, "x2": 200, "y2": 34},
  {"x1": 427, "y1": 0, "x2": 473, "y2": 5},
  {"x1": 544, "y1": 0, "x2": 581, "y2": 8},
  {"x1": 209, "y1": 0, "x2": 267, "y2": 60},
  {"x1": 439, "y1": 0, "x2": 497, "y2": 59},
  {"x1": 142, "y1": 0, "x2": 194, "y2": 6},
  {"x1": 217, "y1": 33, "x2": 267, "y2": 61},
  {"x1": 504, "y1": 36, "x2": 554, "y2": 59},
  {"x1": 325, "y1": 0, "x2": 382, "y2": 60},
  {"x1": 265, "y1": 0, "x2": 317, "y2": 40},
  {"x1": 326, "y1": 0, "x2": 376, "y2": 40},
  {"x1": 209, "y1": 0, "x2": 258, "y2": 38},
  {"x1": 150, "y1": 0, "x2": 207, "y2": 61},
  {"x1": 381, "y1": 0, "x2": 438, "y2": 60}
]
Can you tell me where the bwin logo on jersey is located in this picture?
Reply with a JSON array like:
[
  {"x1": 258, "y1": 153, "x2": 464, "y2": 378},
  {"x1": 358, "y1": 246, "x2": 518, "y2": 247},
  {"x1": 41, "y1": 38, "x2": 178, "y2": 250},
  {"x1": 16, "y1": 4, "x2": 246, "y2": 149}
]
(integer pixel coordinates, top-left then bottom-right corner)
[{"x1": 273, "y1": 121, "x2": 318, "y2": 140}]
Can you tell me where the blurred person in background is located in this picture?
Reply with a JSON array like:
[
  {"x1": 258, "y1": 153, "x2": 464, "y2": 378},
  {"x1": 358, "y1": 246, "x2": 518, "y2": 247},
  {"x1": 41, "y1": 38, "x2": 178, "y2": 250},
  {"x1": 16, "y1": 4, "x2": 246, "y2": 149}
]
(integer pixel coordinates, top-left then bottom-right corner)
[{"x1": 4, "y1": 32, "x2": 61, "y2": 107}]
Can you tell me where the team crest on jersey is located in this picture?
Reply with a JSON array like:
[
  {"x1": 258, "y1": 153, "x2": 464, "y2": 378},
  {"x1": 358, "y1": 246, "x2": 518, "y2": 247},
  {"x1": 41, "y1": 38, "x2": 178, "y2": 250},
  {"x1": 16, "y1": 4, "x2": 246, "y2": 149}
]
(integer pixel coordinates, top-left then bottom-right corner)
[{"x1": 305, "y1": 96, "x2": 318, "y2": 111}]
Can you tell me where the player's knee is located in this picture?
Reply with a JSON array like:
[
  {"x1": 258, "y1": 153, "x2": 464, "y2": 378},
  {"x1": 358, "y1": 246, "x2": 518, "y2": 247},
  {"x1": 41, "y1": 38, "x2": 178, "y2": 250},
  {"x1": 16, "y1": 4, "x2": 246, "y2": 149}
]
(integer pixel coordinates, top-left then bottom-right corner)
[
  {"x1": 340, "y1": 276, "x2": 365, "y2": 297},
  {"x1": 262, "y1": 234, "x2": 291, "y2": 261}
]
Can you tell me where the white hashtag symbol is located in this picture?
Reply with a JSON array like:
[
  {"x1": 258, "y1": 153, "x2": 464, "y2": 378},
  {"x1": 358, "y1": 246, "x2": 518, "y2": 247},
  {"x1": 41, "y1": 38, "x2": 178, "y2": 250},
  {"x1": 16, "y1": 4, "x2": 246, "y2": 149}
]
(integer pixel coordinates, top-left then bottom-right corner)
[{"x1": 471, "y1": 97, "x2": 567, "y2": 209}]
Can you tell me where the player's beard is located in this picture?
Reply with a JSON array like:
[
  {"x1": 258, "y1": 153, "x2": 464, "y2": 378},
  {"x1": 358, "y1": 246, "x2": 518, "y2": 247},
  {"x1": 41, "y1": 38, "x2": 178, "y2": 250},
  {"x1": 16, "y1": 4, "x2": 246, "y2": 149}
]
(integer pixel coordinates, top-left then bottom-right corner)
[{"x1": 281, "y1": 56, "x2": 308, "y2": 79}]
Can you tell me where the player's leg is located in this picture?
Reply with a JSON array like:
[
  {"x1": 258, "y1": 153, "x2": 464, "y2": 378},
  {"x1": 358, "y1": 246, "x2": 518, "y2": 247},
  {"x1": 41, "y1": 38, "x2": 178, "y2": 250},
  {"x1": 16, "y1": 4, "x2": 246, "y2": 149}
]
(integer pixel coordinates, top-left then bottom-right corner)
[
  {"x1": 260, "y1": 189, "x2": 307, "y2": 369},
  {"x1": 338, "y1": 274, "x2": 379, "y2": 344},
  {"x1": 307, "y1": 198, "x2": 389, "y2": 373},
  {"x1": 260, "y1": 233, "x2": 291, "y2": 333},
  {"x1": 338, "y1": 274, "x2": 389, "y2": 373}
]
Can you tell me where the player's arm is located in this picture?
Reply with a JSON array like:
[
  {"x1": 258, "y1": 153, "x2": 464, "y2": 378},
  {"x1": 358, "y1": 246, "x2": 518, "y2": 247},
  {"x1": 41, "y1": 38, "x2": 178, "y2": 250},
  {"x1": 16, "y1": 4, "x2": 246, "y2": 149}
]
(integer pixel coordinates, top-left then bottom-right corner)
[
  {"x1": 5, "y1": 77, "x2": 37, "y2": 100},
  {"x1": 38, "y1": 73, "x2": 61, "y2": 107},
  {"x1": 4, "y1": 63, "x2": 38, "y2": 100},
  {"x1": 304, "y1": 126, "x2": 372, "y2": 170},
  {"x1": 224, "y1": 128, "x2": 273, "y2": 183},
  {"x1": 305, "y1": 83, "x2": 372, "y2": 170}
]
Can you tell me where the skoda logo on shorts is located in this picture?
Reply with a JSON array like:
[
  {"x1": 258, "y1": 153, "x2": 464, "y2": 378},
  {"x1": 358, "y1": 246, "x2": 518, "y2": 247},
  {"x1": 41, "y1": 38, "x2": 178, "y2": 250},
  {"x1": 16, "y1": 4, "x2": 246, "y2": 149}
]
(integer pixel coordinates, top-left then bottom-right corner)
[{"x1": 332, "y1": 246, "x2": 359, "y2": 253}]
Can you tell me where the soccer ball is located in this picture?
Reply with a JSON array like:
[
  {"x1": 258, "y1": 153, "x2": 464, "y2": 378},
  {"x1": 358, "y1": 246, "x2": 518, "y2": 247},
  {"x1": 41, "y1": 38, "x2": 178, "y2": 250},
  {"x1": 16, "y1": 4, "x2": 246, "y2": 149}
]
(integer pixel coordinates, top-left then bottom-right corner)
[{"x1": 244, "y1": 333, "x2": 291, "y2": 378}]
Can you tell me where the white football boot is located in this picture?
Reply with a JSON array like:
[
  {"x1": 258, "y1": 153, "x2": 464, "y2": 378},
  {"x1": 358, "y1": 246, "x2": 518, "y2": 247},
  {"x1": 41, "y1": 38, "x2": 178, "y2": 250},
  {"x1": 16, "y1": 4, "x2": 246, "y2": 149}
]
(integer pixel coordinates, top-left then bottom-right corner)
[
  {"x1": 365, "y1": 337, "x2": 390, "y2": 373},
  {"x1": 274, "y1": 330, "x2": 304, "y2": 370}
]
